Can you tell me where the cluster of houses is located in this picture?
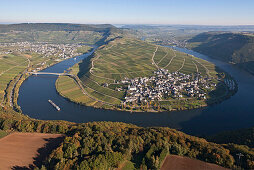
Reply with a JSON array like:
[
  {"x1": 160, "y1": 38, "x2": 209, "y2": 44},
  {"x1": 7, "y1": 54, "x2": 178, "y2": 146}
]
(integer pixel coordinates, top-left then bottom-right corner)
[
  {"x1": 147, "y1": 34, "x2": 187, "y2": 48},
  {"x1": 0, "y1": 42, "x2": 84, "y2": 59},
  {"x1": 118, "y1": 69, "x2": 217, "y2": 104}
]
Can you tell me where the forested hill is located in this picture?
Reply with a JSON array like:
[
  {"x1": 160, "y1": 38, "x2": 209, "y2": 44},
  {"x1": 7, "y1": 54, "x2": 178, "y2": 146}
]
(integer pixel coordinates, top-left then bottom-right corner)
[
  {"x1": 0, "y1": 23, "x2": 116, "y2": 32},
  {"x1": 187, "y1": 32, "x2": 254, "y2": 74},
  {"x1": 0, "y1": 108, "x2": 254, "y2": 169},
  {"x1": 0, "y1": 23, "x2": 120, "y2": 44},
  {"x1": 207, "y1": 126, "x2": 254, "y2": 148}
]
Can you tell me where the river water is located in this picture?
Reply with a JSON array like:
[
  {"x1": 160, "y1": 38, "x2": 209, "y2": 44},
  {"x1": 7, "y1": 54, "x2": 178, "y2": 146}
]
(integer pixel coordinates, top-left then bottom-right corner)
[{"x1": 18, "y1": 46, "x2": 254, "y2": 136}]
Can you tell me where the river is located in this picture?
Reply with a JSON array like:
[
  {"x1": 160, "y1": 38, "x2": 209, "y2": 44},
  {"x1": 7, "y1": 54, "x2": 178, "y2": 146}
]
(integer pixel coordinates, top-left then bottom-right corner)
[{"x1": 18, "y1": 46, "x2": 254, "y2": 136}]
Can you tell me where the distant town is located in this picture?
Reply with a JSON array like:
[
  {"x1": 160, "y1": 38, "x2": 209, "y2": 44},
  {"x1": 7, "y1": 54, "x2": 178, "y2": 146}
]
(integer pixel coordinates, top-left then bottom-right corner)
[{"x1": 0, "y1": 42, "x2": 84, "y2": 59}]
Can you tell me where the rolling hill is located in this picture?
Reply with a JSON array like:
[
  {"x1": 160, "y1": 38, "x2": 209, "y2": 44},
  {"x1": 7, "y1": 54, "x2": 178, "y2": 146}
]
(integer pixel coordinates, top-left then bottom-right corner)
[
  {"x1": 0, "y1": 23, "x2": 116, "y2": 32},
  {"x1": 188, "y1": 32, "x2": 254, "y2": 75},
  {"x1": 0, "y1": 23, "x2": 118, "y2": 44}
]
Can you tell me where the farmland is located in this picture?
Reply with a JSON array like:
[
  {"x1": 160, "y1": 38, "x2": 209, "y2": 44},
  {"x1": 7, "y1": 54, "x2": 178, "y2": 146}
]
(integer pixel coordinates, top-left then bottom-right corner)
[
  {"x1": 0, "y1": 53, "x2": 29, "y2": 105},
  {"x1": 0, "y1": 132, "x2": 64, "y2": 169},
  {"x1": 160, "y1": 155, "x2": 228, "y2": 170},
  {"x1": 56, "y1": 38, "x2": 237, "y2": 112}
]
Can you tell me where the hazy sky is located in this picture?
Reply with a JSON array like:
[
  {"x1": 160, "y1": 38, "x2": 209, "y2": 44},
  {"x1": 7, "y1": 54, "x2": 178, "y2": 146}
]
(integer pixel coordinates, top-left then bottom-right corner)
[{"x1": 1, "y1": 0, "x2": 254, "y2": 25}]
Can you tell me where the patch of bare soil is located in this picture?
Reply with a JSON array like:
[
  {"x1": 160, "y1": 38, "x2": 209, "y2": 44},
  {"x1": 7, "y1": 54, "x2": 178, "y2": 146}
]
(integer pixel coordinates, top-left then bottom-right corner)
[
  {"x1": 0, "y1": 132, "x2": 64, "y2": 170},
  {"x1": 160, "y1": 155, "x2": 229, "y2": 170}
]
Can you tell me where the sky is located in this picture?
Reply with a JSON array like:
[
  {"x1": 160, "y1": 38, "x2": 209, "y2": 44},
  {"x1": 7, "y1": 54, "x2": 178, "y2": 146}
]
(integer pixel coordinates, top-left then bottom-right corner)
[{"x1": 0, "y1": 0, "x2": 254, "y2": 25}]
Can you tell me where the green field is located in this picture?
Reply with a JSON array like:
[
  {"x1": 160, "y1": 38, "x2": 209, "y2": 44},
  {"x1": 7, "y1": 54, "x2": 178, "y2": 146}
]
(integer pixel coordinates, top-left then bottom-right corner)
[{"x1": 0, "y1": 54, "x2": 28, "y2": 104}]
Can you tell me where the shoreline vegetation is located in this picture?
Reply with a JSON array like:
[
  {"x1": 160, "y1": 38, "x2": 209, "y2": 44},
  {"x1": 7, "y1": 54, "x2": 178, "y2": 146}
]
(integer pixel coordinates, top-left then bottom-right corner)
[{"x1": 55, "y1": 37, "x2": 238, "y2": 113}]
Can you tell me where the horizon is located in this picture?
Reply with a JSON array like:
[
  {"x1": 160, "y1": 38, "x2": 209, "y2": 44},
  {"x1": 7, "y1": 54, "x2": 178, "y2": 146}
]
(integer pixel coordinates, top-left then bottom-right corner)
[
  {"x1": 1, "y1": 0, "x2": 254, "y2": 25},
  {"x1": 1, "y1": 22, "x2": 254, "y2": 27}
]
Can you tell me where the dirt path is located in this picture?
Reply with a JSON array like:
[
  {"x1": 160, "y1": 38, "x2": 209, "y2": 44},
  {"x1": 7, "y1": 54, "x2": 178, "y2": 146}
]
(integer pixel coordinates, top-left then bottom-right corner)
[
  {"x1": 161, "y1": 155, "x2": 229, "y2": 170},
  {"x1": 157, "y1": 48, "x2": 169, "y2": 66},
  {"x1": 163, "y1": 49, "x2": 177, "y2": 69},
  {"x1": 176, "y1": 57, "x2": 186, "y2": 72},
  {"x1": 192, "y1": 57, "x2": 211, "y2": 77},
  {"x1": 0, "y1": 132, "x2": 64, "y2": 170},
  {"x1": 151, "y1": 46, "x2": 159, "y2": 68},
  {"x1": 192, "y1": 60, "x2": 199, "y2": 73}
]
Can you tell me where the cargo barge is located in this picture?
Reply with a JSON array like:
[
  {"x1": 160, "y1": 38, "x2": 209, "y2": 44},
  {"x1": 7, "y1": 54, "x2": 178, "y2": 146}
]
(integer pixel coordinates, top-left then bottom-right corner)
[{"x1": 48, "y1": 99, "x2": 61, "y2": 111}]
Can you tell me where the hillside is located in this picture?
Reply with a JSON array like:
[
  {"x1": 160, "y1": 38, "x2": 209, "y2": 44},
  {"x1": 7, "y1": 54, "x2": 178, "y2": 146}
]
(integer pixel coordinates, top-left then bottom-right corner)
[
  {"x1": 56, "y1": 37, "x2": 237, "y2": 112},
  {"x1": 122, "y1": 25, "x2": 254, "y2": 47},
  {"x1": 0, "y1": 23, "x2": 118, "y2": 44},
  {"x1": 187, "y1": 32, "x2": 254, "y2": 75},
  {"x1": 0, "y1": 23, "x2": 116, "y2": 33},
  {"x1": 0, "y1": 108, "x2": 253, "y2": 169},
  {"x1": 207, "y1": 127, "x2": 254, "y2": 148}
]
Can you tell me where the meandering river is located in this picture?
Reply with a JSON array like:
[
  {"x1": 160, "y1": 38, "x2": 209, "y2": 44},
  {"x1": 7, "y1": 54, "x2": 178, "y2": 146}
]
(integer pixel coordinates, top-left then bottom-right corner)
[{"x1": 18, "y1": 46, "x2": 254, "y2": 136}]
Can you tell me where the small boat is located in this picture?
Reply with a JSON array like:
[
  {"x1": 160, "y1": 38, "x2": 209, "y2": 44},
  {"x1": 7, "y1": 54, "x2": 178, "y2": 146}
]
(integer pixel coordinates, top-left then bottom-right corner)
[{"x1": 48, "y1": 99, "x2": 61, "y2": 111}]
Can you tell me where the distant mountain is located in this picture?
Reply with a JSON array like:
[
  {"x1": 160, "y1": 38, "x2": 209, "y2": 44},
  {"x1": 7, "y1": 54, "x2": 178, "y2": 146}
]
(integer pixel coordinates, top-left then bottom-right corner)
[
  {"x1": 188, "y1": 32, "x2": 254, "y2": 75},
  {"x1": 0, "y1": 23, "x2": 119, "y2": 44},
  {"x1": 0, "y1": 23, "x2": 116, "y2": 32}
]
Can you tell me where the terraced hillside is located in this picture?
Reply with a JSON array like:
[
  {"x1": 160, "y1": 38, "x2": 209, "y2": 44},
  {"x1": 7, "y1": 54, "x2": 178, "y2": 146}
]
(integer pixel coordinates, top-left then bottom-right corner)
[
  {"x1": 90, "y1": 39, "x2": 217, "y2": 78},
  {"x1": 57, "y1": 38, "x2": 237, "y2": 112}
]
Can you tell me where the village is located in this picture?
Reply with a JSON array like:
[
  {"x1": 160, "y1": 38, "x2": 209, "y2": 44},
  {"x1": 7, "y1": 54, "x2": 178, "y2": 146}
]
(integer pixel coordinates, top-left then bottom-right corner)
[
  {"x1": 115, "y1": 69, "x2": 219, "y2": 104},
  {"x1": 0, "y1": 42, "x2": 84, "y2": 59}
]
